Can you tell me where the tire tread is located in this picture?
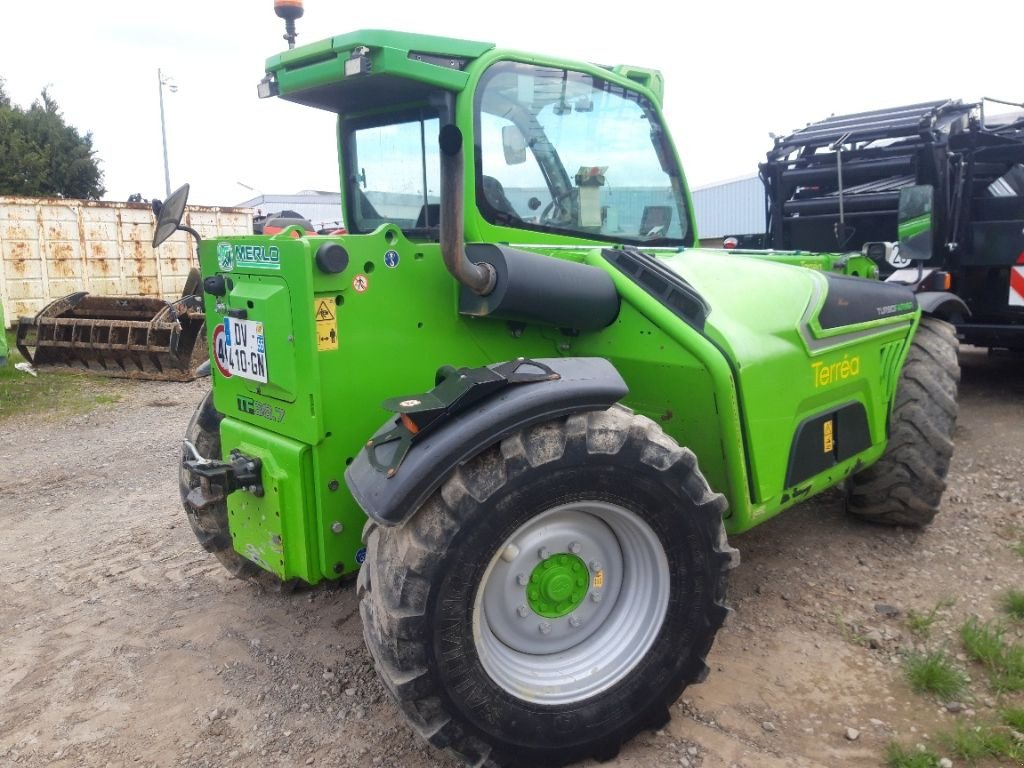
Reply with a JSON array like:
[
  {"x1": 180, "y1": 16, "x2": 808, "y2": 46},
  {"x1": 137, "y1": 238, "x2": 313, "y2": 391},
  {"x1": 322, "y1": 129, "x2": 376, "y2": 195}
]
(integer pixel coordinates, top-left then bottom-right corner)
[
  {"x1": 847, "y1": 316, "x2": 960, "y2": 526},
  {"x1": 361, "y1": 406, "x2": 731, "y2": 767},
  {"x1": 180, "y1": 391, "x2": 295, "y2": 592}
]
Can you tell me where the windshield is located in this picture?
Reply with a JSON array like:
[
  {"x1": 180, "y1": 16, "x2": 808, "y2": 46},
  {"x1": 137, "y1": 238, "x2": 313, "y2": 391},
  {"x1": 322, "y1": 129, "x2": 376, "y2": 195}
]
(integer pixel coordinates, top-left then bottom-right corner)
[{"x1": 475, "y1": 61, "x2": 691, "y2": 245}]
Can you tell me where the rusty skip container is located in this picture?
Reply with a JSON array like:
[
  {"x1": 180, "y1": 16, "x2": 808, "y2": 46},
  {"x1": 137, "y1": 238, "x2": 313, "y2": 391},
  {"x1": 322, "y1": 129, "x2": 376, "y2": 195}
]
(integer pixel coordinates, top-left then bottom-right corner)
[{"x1": 1, "y1": 196, "x2": 251, "y2": 380}]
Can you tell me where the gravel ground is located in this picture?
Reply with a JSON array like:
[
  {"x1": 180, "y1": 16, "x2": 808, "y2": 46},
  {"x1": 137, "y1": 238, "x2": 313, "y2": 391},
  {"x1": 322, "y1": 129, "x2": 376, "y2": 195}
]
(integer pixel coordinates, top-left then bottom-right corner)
[{"x1": 0, "y1": 347, "x2": 1021, "y2": 768}]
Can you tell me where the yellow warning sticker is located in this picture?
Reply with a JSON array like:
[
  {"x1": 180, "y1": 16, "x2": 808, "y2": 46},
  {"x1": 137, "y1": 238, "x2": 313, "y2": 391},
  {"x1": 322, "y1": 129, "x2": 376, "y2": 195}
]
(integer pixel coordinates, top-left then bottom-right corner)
[
  {"x1": 593, "y1": 570, "x2": 604, "y2": 589},
  {"x1": 314, "y1": 298, "x2": 338, "y2": 351},
  {"x1": 823, "y1": 420, "x2": 834, "y2": 453}
]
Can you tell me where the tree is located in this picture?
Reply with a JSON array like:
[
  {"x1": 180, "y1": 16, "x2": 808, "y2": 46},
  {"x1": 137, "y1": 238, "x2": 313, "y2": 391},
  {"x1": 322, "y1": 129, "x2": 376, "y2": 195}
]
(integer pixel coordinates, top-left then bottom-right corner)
[{"x1": 0, "y1": 79, "x2": 105, "y2": 199}]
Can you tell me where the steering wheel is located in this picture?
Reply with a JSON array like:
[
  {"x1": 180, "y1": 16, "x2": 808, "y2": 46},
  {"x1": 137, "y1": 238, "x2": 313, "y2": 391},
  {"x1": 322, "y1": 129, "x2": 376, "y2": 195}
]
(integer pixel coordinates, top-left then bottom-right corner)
[{"x1": 539, "y1": 191, "x2": 573, "y2": 225}]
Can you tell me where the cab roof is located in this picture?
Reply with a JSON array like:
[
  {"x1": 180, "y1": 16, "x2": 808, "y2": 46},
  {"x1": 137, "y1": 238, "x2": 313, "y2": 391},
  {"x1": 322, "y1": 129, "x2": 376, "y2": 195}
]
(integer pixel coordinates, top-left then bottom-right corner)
[{"x1": 264, "y1": 28, "x2": 664, "y2": 112}]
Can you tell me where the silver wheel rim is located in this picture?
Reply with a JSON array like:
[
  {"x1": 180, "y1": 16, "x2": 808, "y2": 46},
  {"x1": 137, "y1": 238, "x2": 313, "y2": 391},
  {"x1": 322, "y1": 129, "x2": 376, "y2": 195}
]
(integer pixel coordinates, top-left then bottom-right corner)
[{"x1": 472, "y1": 500, "x2": 670, "y2": 705}]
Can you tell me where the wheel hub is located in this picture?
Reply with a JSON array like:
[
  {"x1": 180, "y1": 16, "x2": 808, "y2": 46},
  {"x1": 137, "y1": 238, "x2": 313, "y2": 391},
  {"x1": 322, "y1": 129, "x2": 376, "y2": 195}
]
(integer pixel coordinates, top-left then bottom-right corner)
[
  {"x1": 527, "y1": 553, "x2": 588, "y2": 617},
  {"x1": 480, "y1": 509, "x2": 621, "y2": 656},
  {"x1": 474, "y1": 501, "x2": 671, "y2": 705}
]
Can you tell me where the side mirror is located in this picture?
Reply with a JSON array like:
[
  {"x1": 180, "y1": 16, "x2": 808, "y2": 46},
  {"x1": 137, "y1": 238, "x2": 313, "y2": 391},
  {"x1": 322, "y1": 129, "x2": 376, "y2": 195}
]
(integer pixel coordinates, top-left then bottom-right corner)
[
  {"x1": 152, "y1": 183, "x2": 191, "y2": 247},
  {"x1": 501, "y1": 125, "x2": 527, "y2": 165},
  {"x1": 897, "y1": 184, "x2": 934, "y2": 262}
]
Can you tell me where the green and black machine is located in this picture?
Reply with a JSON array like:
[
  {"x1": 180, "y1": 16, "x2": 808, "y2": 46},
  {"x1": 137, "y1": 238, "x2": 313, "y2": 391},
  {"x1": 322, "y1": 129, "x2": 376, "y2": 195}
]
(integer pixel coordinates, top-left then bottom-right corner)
[{"x1": 166, "y1": 4, "x2": 960, "y2": 764}]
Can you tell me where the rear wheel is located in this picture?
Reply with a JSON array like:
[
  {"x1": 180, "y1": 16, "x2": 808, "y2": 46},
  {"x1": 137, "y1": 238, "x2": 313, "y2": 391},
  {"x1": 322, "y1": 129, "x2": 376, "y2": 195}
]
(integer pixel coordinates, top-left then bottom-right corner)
[
  {"x1": 180, "y1": 391, "x2": 286, "y2": 587},
  {"x1": 847, "y1": 316, "x2": 960, "y2": 526},
  {"x1": 359, "y1": 406, "x2": 732, "y2": 766}
]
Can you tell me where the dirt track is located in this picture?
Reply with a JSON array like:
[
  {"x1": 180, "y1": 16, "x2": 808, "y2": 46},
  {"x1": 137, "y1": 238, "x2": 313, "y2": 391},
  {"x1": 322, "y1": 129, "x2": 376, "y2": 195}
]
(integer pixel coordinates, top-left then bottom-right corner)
[{"x1": 1, "y1": 348, "x2": 1022, "y2": 767}]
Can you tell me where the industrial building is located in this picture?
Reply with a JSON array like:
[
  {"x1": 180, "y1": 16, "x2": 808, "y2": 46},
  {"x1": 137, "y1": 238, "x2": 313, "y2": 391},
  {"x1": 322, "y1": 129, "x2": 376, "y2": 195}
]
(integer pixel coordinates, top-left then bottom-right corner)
[
  {"x1": 689, "y1": 175, "x2": 765, "y2": 247},
  {"x1": 237, "y1": 190, "x2": 344, "y2": 231}
]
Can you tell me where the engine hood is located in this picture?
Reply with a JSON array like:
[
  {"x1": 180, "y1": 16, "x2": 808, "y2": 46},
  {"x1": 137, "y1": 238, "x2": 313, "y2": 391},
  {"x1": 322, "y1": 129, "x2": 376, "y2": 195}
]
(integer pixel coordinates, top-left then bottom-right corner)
[{"x1": 651, "y1": 247, "x2": 917, "y2": 365}]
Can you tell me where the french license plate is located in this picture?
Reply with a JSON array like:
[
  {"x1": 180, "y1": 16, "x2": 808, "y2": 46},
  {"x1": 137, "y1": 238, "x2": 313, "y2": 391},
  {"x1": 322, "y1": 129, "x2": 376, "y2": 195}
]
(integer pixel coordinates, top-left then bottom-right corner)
[{"x1": 215, "y1": 318, "x2": 268, "y2": 383}]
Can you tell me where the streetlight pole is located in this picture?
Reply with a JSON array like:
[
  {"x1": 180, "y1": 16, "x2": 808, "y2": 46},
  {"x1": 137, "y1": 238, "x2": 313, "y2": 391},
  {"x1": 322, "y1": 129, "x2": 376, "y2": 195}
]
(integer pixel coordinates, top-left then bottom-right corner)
[{"x1": 158, "y1": 68, "x2": 176, "y2": 198}]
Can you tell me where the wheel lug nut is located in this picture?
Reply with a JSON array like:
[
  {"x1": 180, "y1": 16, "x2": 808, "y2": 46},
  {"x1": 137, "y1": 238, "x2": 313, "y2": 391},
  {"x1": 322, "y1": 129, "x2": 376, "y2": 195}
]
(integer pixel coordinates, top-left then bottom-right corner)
[
  {"x1": 538, "y1": 546, "x2": 551, "y2": 560},
  {"x1": 501, "y1": 544, "x2": 520, "y2": 563},
  {"x1": 589, "y1": 560, "x2": 602, "y2": 572},
  {"x1": 517, "y1": 605, "x2": 529, "y2": 618},
  {"x1": 568, "y1": 541, "x2": 581, "y2": 554},
  {"x1": 590, "y1": 591, "x2": 603, "y2": 603},
  {"x1": 569, "y1": 616, "x2": 582, "y2": 628},
  {"x1": 538, "y1": 622, "x2": 552, "y2": 635},
  {"x1": 516, "y1": 572, "x2": 528, "y2": 586}
]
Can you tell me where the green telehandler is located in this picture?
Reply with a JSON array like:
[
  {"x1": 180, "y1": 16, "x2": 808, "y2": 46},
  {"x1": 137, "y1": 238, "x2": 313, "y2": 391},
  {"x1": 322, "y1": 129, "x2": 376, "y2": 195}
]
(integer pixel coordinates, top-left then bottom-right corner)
[{"x1": 165, "y1": 5, "x2": 959, "y2": 765}]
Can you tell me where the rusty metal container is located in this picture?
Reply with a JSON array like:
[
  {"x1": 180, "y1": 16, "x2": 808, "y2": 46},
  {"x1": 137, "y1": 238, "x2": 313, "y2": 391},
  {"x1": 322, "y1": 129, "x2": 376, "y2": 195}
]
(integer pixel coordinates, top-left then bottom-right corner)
[
  {"x1": 0, "y1": 196, "x2": 251, "y2": 324},
  {"x1": 1, "y1": 196, "x2": 251, "y2": 380}
]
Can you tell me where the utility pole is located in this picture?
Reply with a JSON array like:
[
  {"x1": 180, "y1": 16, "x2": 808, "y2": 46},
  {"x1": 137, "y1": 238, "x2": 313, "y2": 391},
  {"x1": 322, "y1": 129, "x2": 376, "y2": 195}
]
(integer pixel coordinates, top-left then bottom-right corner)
[{"x1": 158, "y1": 69, "x2": 177, "y2": 198}]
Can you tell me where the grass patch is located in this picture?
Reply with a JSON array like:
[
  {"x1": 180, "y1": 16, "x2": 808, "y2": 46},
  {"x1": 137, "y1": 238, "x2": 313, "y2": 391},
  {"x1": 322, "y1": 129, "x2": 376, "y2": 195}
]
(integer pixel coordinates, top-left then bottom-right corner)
[
  {"x1": 991, "y1": 648, "x2": 1024, "y2": 692},
  {"x1": 1014, "y1": 541, "x2": 1024, "y2": 559},
  {"x1": 884, "y1": 742, "x2": 941, "y2": 768},
  {"x1": 1001, "y1": 589, "x2": 1024, "y2": 621},
  {"x1": 939, "y1": 722, "x2": 1024, "y2": 763},
  {"x1": 895, "y1": 711, "x2": 1024, "y2": 766},
  {"x1": 1001, "y1": 706, "x2": 1024, "y2": 731},
  {"x1": 961, "y1": 618, "x2": 1006, "y2": 668},
  {"x1": 0, "y1": 329, "x2": 118, "y2": 422},
  {"x1": 960, "y1": 618, "x2": 1024, "y2": 692},
  {"x1": 906, "y1": 597, "x2": 956, "y2": 637},
  {"x1": 904, "y1": 648, "x2": 967, "y2": 698},
  {"x1": 905, "y1": 610, "x2": 936, "y2": 637}
]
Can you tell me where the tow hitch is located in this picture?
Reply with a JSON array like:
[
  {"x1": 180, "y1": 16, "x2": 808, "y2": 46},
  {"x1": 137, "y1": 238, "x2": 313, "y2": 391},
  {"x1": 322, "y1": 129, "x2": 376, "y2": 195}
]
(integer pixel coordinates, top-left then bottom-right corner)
[{"x1": 182, "y1": 441, "x2": 264, "y2": 510}]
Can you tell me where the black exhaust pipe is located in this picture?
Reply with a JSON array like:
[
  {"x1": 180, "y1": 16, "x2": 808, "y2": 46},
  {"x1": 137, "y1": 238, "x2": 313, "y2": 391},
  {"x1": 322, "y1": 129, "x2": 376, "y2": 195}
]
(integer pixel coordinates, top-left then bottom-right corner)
[{"x1": 438, "y1": 124, "x2": 496, "y2": 296}]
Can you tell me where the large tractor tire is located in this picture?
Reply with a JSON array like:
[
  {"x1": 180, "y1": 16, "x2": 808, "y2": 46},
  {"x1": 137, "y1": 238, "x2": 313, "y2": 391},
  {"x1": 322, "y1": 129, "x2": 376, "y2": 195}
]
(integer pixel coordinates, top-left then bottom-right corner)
[
  {"x1": 358, "y1": 406, "x2": 733, "y2": 767},
  {"x1": 180, "y1": 391, "x2": 281, "y2": 586},
  {"x1": 846, "y1": 316, "x2": 960, "y2": 526}
]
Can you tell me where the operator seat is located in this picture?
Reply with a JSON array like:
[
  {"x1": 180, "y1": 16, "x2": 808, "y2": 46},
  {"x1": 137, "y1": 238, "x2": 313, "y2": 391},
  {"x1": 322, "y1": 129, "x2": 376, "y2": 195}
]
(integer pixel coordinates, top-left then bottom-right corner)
[{"x1": 482, "y1": 175, "x2": 520, "y2": 219}]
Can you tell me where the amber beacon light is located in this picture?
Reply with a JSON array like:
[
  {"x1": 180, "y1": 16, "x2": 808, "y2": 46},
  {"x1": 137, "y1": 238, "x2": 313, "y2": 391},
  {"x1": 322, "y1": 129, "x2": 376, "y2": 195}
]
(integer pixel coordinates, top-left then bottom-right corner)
[{"x1": 274, "y1": 0, "x2": 304, "y2": 49}]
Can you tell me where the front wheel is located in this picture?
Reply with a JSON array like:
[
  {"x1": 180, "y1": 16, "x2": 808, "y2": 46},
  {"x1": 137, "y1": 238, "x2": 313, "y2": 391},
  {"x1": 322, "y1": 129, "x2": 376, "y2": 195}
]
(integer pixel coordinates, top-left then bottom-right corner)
[
  {"x1": 846, "y1": 315, "x2": 960, "y2": 526},
  {"x1": 359, "y1": 406, "x2": 732, "y2": 766}
]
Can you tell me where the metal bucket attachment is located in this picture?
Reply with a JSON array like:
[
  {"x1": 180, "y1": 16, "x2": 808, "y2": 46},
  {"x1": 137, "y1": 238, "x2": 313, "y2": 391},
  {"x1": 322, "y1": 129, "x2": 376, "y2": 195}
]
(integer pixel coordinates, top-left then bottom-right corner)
[{"x1": 15, "y1": 292, "x2": 207, "y2": 381}]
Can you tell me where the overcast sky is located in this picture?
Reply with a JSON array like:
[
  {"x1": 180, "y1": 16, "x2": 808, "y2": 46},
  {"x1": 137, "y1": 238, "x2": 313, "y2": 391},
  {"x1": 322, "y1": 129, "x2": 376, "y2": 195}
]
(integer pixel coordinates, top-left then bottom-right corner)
[{"x1": 2, "y1": 1, "x2": 1019, "y2": 207}]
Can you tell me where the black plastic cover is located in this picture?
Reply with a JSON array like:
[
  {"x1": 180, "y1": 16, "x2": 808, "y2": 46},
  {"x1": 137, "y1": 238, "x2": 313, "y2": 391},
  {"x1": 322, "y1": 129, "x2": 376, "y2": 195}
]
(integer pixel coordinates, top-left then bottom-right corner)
[
  {"x1": 204, "y1": 275, "x2": 227, "y2": 297},
  {"x1": 819, "y1": 273, "x2": 917, "y2": 329},
  {"x1": 785, "y1": 401, "x2": 872, "y2": 487},
  {"x1": 915, "y1": 291, "x2": 970, "y2": 320},
  {"x1": 458, "y1": 244, "x2": 620, "y2": 331},
  {"x1": 345, "y1": 357, "x2": 628, "y2": 526}
]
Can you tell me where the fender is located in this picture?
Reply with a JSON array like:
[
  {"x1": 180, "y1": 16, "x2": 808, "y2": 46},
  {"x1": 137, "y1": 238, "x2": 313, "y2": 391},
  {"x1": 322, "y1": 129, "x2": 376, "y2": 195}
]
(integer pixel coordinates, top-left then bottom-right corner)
[
  {"x1": 884, "y1": 268, "x2": 971, "y2": 321},
  {"x1": 345, "y1": 357, "x2": 628, "y2": 527},
  {"x1": 915, "y1": 291, "x2": 970, "y2": 321}
]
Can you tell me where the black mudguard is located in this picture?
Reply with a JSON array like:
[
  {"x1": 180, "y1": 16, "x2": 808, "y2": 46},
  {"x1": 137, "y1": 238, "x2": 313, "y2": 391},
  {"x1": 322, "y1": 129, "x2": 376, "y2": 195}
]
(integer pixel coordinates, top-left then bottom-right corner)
[
  {"x1": 916, "y1": 291, "x2": 970, "y2": 321},
  {"x1": 345, "y1": 357, "x2": 628, "y2": 527}
]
